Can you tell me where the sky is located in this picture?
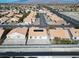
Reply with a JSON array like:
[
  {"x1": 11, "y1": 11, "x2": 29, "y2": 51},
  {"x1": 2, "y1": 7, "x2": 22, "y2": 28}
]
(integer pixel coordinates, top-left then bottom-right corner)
[{"x1": 0, "y1": 0, "x2": 79, "y2": 4}]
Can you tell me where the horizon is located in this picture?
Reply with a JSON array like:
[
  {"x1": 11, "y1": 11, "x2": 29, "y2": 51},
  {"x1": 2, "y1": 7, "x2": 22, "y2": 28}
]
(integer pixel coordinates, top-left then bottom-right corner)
[{"x1": 0, "y1": 0, "x2": 79, "y2": 4}]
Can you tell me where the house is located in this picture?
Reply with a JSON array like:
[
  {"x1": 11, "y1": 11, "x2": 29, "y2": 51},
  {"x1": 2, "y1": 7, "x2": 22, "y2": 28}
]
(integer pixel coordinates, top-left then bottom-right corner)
[
  {"x1": 10, "y1": 17, "x2": 19, "y2": 22},
  {"x1": 23, "y1": 17, "x2": 32, "y2": 25},
  {"x1": 49, "y1": 29, "x2": 71, "y2": 40},
  {"x1": 14, "y1": 13, "x2": 23, "y2": 18},
  {"x1": 0, "y1": 11, "x2": 9, "y2": 15},
  {"x1": 27, "y1": 27, "x2": 50, "y2": 44},
  {"x1": 23, "y1": 11, "x2": 36, "y2": 25},
  {"x1": 7, "y1": 16, "x2": 19, "y2": 23},
  {"x1": 46, "y1": 11, "x2": 67, "y2": 25},
  {"x1": 69, "y1": 29, "x2": 79, "y2": 40},
  {"x1": 39, "y1": 9, "x2": 46, "y2": 13},
  {"x1": 0, "y1": 17, "x2": 9, "y2": 23},
  {"x1": 3, "y1": 27, "x2": 28, "y2": 45},
  {"x1": 7, "y1": 11, "x2": 14, "y2": 17}
]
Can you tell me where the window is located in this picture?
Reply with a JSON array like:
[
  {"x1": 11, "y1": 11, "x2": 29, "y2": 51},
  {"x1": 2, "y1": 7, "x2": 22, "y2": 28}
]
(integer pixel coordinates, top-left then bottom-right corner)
[
  {"x1": 7, "y1": 36, "x2": 11, "y2": 39},
  {"x1": 74, "y1": 37, "x2": 76, "y2": 39},
  {"x1": 75, "y1": 31, "x2": 77, "y2": 33},
  {"x1": 39, "y1": 36, "x2": 41, "y2": 38},
  {"x1": 34, "y1": 29, "x2": 43, "y2": 32},
  {"x1": 30, "y1": 36, "x2": 32, "y2": 39},
  {"x1": 17, "y1": 36, "x2": 20, "y2": 38}
]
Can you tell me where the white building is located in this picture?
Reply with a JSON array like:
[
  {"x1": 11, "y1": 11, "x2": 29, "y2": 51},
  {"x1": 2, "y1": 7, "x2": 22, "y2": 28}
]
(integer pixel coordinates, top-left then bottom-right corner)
[
  {"x1": 39, "y1": 9, "x2": 46, "y2": 13},
  {"x1": 27, "y1": 27, "x2": 50, "y2": 44},
  {"x1": 3, "y1": 27, "x2": 28, "y2": 45}
]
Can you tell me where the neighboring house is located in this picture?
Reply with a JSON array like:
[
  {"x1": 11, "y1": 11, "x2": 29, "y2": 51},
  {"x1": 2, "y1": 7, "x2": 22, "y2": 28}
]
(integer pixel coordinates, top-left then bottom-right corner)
[
  {"x1": 7, "y1": 16, "x2": 19, "y2": 23},
  {"x1": 7, "y1": 11, "x2": 14, "y2": 17},
  {"x1": 15, "y1": 14, "x2": 23, "y2": 18},
  {"x1": 38, "y1": 9, "x2": 46, "y2": 13},
  {"x1": 23, "y1": 17, "x2": 32, "y2": 25},
  {"x1": 49, "y1": 29, "x2": 71, "y2": 40},
  {"x1": 46, "y1": 11, "x2": 67, "y2": 25},
  {"x1": 3, "y1": 27, "x2": 28, "y2": 45},
  {"x1": 69, "y1": 29, "x2": 79, "y2": 40},
  {"x1": 0, "y1": 11, "x2": 9, "y2": 15},
  {"x1": 0, "y1": 17, "x2": 9, "y2": 23},
  {"x1": 27, "y1": 27, "x2": 50, "y2": 44},
  {"x1": 23, "y1": 11, "x2": 36, "y2": 25}
]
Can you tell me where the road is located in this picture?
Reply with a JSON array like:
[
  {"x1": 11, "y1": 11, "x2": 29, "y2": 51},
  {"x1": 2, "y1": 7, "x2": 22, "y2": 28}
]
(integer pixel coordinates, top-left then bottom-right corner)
[
  {"x1": 51, "y1": 10, "x2": 79, "y2": 27},
  {"x1": 0, "y1": 13, "x2": 49, "y2": 28},
  {"x1": 0, "y1": 23, "x2": 74, "y2": 29},
  {"x1": 0, "y1": 52, "x2": 79, "y2": 56},
  {"x1": 0, "y1": 12, "x2": 75, "y2": 29},
  {"x1": 39, "y1": 13, "x2": 48, "y2": 27},
  {"x1": 0, "y1": 24, "x2": 47, "y2": 28},
  {"x1": 59, "y1": 12, "x2": 79, "y2": 27},
  {"x1": 44, "y1": 6, "x2": 79, "y2": 27},
  {"x1": 0, "y1": 44, "x2": 79, "y2": 53}
]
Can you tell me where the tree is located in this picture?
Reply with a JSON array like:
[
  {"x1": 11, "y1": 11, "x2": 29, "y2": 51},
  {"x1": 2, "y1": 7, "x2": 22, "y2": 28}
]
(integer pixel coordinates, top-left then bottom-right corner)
[
  {"x1": 60, "y1": 39, "x2": 71, "y2": 44},
  {"x1": 71, "y1": 40, "x2": 78, "y2": 44},
  {"x1": 19, "y1": 11, "x2": 30, "y2": 22}
]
